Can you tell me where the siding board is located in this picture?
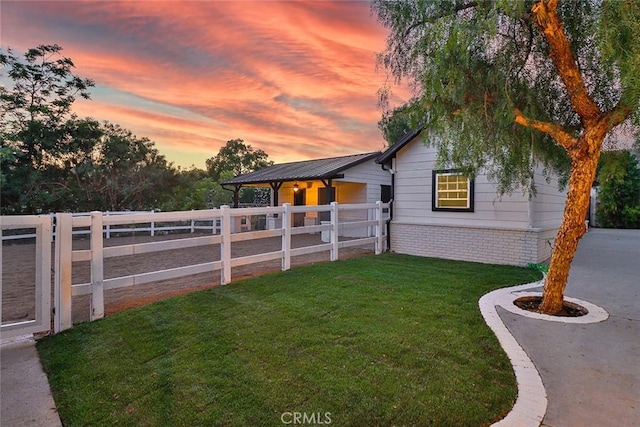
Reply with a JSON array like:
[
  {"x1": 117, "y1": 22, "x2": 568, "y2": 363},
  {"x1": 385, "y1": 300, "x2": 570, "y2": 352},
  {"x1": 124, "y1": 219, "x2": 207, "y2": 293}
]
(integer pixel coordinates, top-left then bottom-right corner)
[{"x1": 387, "y1": 132, "x2": 567, "y2": 265}]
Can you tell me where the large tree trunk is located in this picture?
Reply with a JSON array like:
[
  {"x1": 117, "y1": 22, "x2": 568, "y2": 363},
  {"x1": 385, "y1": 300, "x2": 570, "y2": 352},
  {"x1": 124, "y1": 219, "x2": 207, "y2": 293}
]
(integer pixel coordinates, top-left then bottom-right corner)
[
  {"x1": 539, "y1": 143, "x2": 601, "y2": 314},
  {"x1": 529, "y1": 0, "x2": 633, "y2": 314}
]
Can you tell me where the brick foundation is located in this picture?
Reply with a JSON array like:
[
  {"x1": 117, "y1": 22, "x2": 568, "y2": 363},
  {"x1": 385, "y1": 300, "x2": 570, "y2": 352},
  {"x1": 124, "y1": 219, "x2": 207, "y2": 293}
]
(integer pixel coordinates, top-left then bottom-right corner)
[{"x1": 390, "y1": 222, "x2": 557, "y2": 266}]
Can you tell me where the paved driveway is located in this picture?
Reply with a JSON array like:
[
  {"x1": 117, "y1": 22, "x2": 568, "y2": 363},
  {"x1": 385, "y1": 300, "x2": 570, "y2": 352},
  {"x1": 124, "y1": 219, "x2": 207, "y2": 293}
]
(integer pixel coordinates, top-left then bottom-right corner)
[{"x1": 499, "y1": 228, "x2": 640, "y2": 427}]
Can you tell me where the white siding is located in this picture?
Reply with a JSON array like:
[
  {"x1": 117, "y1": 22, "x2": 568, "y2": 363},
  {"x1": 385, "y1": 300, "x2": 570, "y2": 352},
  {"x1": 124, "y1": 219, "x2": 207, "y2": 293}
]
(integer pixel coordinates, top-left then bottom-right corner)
[
  {"x1": 275, "y1": 158, "x2": 391, "y2": 207},
  {"x1": 393, "y1": 136, "x2": 530, "y2": 229},
  {"x1": 339, "y1": 159, "x2": 392, "y2": 203},
  {"x1": 531, "y1": 165, "x2": 567, "y2": 229},
  {"x1": 389, "y1": 135, "x2": 566, "y2": 265}
]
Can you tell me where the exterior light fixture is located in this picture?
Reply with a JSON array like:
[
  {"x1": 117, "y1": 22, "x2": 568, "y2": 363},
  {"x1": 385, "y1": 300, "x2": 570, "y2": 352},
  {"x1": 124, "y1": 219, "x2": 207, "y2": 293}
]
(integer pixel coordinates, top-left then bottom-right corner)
[{"x1": 293, "y1": 182, "x2": 299, "y2": 192}]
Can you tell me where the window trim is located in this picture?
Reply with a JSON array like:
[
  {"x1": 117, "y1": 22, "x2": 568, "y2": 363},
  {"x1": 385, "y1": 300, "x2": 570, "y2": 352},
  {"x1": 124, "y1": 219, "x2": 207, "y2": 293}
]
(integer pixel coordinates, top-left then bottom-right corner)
[{"x1": 431, "y1": 169, "x2": 475, "y2": 212}]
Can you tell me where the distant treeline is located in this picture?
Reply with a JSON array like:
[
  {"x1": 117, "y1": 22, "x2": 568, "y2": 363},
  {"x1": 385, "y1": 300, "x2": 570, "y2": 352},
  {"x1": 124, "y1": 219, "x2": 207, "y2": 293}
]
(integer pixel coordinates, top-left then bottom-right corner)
[{"x1": 1, "y1": 45, "x2": 271, "y2": 214}]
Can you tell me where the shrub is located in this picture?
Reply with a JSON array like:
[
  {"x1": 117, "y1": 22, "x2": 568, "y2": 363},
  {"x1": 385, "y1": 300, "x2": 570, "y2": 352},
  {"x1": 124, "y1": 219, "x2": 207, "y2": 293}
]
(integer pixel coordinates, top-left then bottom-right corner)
[
  {"x1": 596, "y1": 151, "x2": 640, "y2": 229},
  {"x1": 622, "y1": 205, "x2": 640, "y2": 229}
]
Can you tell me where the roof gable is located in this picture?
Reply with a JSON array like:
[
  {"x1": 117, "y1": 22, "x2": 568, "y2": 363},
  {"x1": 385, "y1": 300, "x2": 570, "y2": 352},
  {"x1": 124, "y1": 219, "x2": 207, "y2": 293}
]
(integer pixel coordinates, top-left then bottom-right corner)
[{"x1": 376, "y1": 126, "x2": 425, "y2": 165}]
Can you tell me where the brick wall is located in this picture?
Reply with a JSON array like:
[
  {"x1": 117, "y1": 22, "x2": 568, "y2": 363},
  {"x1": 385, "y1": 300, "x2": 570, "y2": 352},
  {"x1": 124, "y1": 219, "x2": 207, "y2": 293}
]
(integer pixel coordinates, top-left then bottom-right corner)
[
  {"x1": 536, "y1": 227, "x2": 558, "y2": 263},
  {"x1": 390, "y1": 222, "x2": 557, "y2": 266}
]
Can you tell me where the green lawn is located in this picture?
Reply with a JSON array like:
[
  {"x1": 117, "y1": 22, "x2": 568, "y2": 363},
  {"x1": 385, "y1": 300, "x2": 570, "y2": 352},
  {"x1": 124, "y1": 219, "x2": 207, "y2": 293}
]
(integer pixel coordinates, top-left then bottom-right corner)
[{"x1": 37, "y1": 253, "x2": 540, "y2": 426}]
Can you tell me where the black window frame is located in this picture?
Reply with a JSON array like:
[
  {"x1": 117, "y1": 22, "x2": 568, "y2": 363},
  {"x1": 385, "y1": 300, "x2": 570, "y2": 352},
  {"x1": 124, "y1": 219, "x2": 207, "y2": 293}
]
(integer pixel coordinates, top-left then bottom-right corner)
[{"x1": 431, "y1": 169, "x2": 475, "y2": 212}]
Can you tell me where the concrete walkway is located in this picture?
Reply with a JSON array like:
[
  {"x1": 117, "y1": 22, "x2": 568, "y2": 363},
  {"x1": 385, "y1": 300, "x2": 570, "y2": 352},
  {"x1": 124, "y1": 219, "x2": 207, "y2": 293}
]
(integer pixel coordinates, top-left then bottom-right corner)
[
  {"x1": 0, "y1": 335, "x2": 61, "y2": 426},
  {"x1": 499, "y1": 228, "x2": 640, "y2": 426}
]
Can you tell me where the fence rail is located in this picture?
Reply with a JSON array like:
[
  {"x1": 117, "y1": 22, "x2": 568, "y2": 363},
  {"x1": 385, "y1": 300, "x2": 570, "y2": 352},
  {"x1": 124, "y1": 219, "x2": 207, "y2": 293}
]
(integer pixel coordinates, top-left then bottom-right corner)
[
  {"x1": 1, "y1": 202, "x2": 389, "y2": 336},
  {"x1": 0, "y1": 210, "x2": 224, "y2": 241}
]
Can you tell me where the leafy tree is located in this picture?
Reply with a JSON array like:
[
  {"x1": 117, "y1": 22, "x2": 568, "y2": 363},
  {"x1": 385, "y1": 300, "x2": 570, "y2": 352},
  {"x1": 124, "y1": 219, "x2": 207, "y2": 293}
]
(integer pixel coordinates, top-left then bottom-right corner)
[
  {"x1": 32, "y1": 117, "x2": 104, "y2": 212},
  {"x1": 596, "y1": 151, "x2": 640, "y2": 228},
  {"x1": 238, "y1": 186, "x2": 271, "y2": 206},
  {"x1": 16, "y1": 117, "x2": 177, "y2": 212},
  {"x1": 205, "y1": 138, "x2": 273, "y2": 181},
  {"x1": 373, "y1": 0, "x2": 640, "y2": 314},
  {"x1": 162, "y1": 167, "x2": 208, "y2": 211},
  {"x1": 175, "y1": 177, "x2": 224, "y2": 210},
  {"x1": 65, "y1": 120, "x2": 177, "y2": 211},
  {"x1": 206, "y1": 138, "x2": 273, "y2": 207},
  {"x1": 163, "y1": 169, "x2": 233, "y2": 211},
  {"x1": 1, "y1": 44, "x2": 94, "y2": 213},
  {"x1": 1, "y1": 45, "x2": 179, "y2": 213},
  {"x1": 378, "y1": 103, "x2": 417, "y2": 145}
]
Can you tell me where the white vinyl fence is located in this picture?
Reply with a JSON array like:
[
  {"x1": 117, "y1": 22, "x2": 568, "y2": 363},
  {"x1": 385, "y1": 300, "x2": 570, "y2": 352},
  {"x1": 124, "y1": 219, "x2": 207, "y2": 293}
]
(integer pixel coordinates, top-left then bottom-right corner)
[
  {"x1": 0, "y1": 215, "x2": 52, "y2": 339},
  {"x1": 1, "y1": 202, "x2": 389, "y2": 336},
  {"x1": 1, "y1": 210, "x2": 221, "y2": 241}
]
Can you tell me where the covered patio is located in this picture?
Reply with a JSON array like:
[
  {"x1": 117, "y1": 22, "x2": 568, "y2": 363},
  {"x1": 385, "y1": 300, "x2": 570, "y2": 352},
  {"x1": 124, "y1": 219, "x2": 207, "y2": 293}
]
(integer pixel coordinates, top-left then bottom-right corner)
[{"x1": 221, "y1": 152, "x2": 392, "y2": 227}]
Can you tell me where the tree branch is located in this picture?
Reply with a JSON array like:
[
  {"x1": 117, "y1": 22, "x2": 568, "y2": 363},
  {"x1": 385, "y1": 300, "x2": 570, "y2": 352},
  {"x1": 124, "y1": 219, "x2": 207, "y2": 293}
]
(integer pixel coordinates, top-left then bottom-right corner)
[
  {"x1": 402, "y1": 1, "x2": 478, "y2": 39},
  {"x1": 531, "y1": 0, "x2": 601, "y2": 125},
  {"x1": 581, "y1": 102, "x2": 634, "y2": 155},
  {"x1": 513, "y1": 107, "x2": 578, "y2": 151},
  {"x1": 602, "y1": 102, "x2": 633, "y2": 131}
]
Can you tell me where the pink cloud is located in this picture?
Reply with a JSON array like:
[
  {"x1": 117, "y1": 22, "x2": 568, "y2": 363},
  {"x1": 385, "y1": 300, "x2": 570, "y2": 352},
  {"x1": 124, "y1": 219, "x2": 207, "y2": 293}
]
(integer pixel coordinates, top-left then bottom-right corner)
[{"x1": 1, "y1": 0, "x2": 410, "y2": 168}]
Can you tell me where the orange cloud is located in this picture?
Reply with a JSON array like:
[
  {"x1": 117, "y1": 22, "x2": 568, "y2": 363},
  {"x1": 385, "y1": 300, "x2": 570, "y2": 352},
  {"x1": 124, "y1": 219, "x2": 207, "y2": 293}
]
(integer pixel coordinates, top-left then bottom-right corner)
[{"x1": 1, "y1": 0, "x2": 410, "y2": 168}]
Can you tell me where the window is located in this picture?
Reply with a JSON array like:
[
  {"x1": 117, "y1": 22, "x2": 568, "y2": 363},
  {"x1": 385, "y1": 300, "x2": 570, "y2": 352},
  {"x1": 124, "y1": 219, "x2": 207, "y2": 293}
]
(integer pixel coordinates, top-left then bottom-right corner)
[{"x1": 432, "y1": 170, "x2": 474, "y2": 212}]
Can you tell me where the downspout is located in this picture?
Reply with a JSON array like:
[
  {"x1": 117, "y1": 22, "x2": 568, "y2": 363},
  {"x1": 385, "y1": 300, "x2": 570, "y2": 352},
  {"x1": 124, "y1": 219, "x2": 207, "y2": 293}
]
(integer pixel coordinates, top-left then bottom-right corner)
[{"x1": 381, "y1": 158, "x2": 395, "y2": 252}]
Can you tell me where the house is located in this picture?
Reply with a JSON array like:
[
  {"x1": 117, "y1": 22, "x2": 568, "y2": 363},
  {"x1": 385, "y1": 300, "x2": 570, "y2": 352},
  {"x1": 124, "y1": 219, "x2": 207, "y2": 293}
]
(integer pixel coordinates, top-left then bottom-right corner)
[
  {"x1": 221, "y1": 152, "x2": 392, "y2": 233},
  {"x1": 377, "y1": 128, "x2": 568, "y2": 266}
]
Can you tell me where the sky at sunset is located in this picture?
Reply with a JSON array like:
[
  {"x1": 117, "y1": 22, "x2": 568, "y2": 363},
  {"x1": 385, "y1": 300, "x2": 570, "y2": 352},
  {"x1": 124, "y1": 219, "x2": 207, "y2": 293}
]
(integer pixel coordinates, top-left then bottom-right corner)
[{"x1": 1, "y1": 0, "x2": 410, "y2": 169}]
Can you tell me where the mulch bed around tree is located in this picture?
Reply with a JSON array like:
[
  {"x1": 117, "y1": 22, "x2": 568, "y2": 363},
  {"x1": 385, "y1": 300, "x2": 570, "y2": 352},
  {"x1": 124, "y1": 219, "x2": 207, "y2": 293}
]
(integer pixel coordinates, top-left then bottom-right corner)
[{"x1": 513, "y1": 295, "x2": 589, "y2": 317}]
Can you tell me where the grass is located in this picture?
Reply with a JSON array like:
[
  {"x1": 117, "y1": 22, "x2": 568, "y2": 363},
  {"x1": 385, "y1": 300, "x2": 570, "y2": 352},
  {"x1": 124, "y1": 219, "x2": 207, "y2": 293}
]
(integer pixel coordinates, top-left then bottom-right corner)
[{"x1": 37, "y1": 253, "x2": 540, "y2": 426}]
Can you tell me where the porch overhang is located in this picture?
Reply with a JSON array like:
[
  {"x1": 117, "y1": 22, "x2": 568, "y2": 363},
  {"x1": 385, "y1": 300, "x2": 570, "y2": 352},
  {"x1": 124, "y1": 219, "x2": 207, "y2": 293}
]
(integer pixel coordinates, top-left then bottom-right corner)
[{"x1": 220, "y1": 152, "x2": 380, "y2": 207}]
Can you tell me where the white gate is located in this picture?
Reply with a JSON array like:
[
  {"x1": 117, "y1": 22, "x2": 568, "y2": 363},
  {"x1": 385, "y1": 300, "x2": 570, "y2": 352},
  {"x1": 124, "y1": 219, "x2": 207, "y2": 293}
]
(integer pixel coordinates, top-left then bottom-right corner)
[{"x1": 0, "y1": 215, "x2": 53, "y2": 339}]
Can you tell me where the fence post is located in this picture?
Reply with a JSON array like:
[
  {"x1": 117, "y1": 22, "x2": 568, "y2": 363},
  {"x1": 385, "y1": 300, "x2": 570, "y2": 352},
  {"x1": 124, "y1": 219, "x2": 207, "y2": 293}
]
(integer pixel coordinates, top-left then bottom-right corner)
[
  {"x1": 36, "y1": 215, "x2": 52, "y2": 333},
  {"x1": 90, "y1": 211, "x2": 105, "y2": 320},
  {"x1": 330, "y1": 201, "x2": 339, "y2": 261},
  {"x1": 105, "y1": 211, "x2": 111, "y2": 239},
  {"x1": 191, "y1": 210, "x2": 195, "y2": 233},
  {"x1": 282, "y1": 203, "x2": 291, "y2": 270},
  {"x1": 151, "y1": 210, "x2": 155, "y2": 236},
  {"x1": 220, "y1": 205, "x2": 231, "y2": 285},
  {"x1": 375, "y1": 201, "x2": 384, "y2": 255},
  {"x1": 54, "y1": 213, "x2": 73, "y2": 332}
]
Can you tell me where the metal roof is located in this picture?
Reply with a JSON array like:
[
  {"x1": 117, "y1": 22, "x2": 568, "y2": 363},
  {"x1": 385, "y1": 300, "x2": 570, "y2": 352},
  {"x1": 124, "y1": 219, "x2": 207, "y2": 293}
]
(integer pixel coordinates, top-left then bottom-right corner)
[{"x1": 221, "y1": 152, "x2": 381, "y2": 186}]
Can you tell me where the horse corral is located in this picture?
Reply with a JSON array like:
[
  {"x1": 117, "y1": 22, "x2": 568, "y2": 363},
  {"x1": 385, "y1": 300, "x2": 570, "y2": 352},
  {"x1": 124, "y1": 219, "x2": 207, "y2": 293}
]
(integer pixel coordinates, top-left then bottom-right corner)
[{"x1": 2, "y1": 231, "x2": 374, "y2": 326}]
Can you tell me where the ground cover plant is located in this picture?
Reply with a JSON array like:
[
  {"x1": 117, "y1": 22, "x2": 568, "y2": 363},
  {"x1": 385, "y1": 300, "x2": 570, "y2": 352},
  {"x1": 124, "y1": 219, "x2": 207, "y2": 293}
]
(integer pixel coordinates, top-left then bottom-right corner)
[{"x1": 37, "y1": 253, "x2": 540, "y2": 426}]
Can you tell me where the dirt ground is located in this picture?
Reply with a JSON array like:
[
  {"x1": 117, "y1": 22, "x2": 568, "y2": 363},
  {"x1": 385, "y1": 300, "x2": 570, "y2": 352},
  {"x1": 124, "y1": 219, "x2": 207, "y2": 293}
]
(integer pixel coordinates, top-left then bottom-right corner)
[{"x1": 2, "y1": 232, "x2": 374, "y2": 326}]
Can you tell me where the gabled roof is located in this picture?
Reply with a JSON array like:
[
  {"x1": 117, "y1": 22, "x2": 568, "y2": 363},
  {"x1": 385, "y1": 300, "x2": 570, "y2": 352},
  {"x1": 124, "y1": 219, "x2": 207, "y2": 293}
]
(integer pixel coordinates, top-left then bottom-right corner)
[
  {"x1": 376, "y1": 125, "x2": 425, "y2": 164},
  {"x1": 221, "y1": 152, "x2": 381, "y2": 186}
]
